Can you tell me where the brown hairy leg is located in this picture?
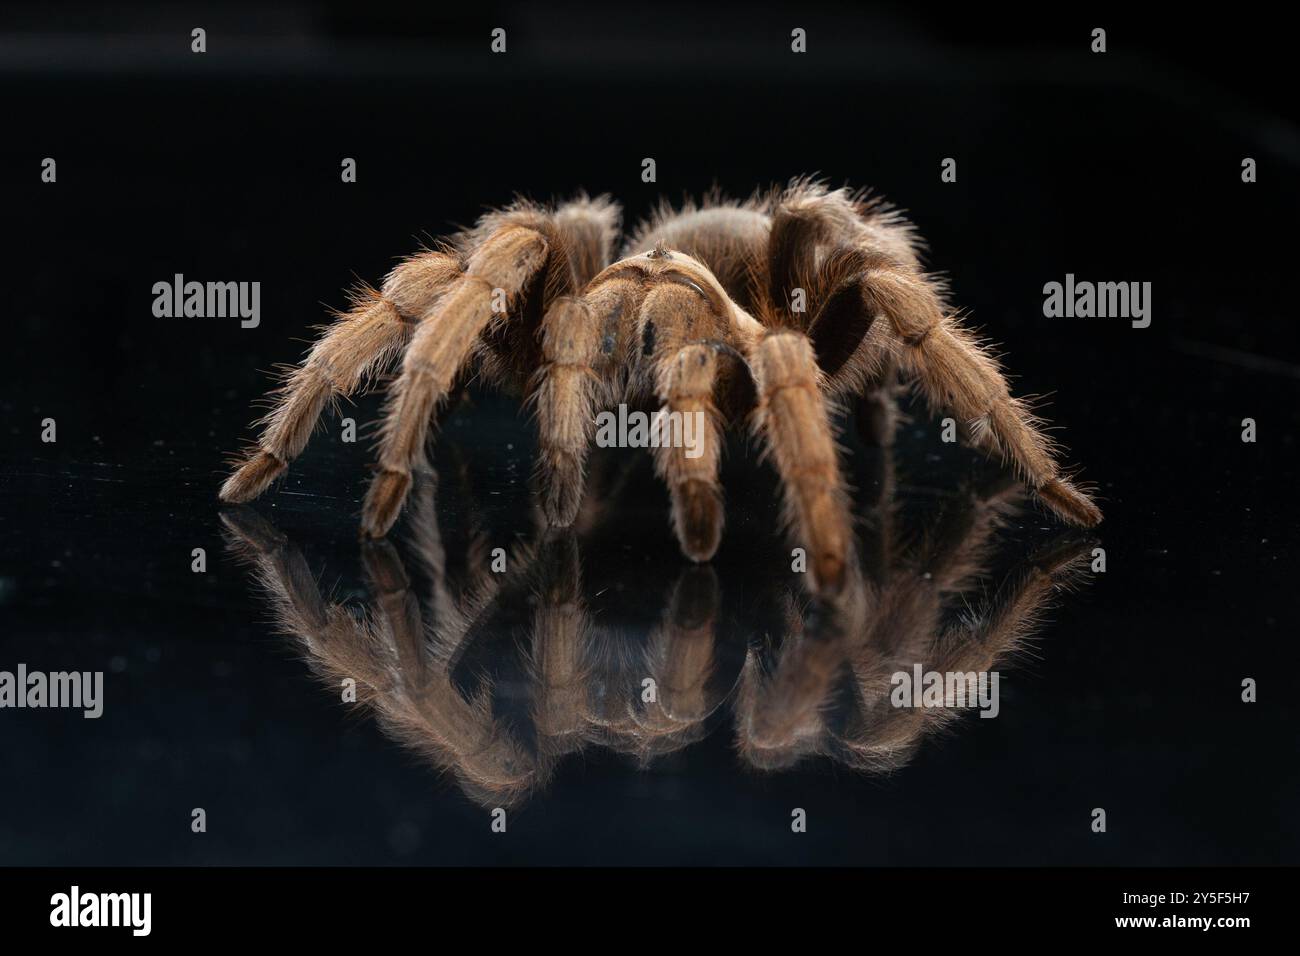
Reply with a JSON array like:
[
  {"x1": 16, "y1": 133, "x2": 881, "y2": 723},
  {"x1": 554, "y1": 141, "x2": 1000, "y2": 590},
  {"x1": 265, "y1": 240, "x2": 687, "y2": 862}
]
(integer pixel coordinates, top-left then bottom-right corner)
[
  {"x1": 635, "y1": 269, "x2": 736, "y2": 563},
  {"x1": 555, "y1": 248, "x2": 752, "y2": 560},
  {"x1": 750, "y1": 331, "x2": 854, "y2": 596},
  {"x1": 362, "y1": 224, "x2": 550, "y2": 537},
  {"x1": 527, "y1": 200, "x2": 625, "y2": 527},
  {"x1": 861, "y1": 267, "x2": 1102, "y2": 527},
  {"x1": 220, "y1": 251, "x2": 460, "y2": 502},
  {"x1": 531, "y1": 284, "x2": 626, "y2": 528},
  {"x1": 653, "y1": 339, "x2": 726, "y2": 561}
]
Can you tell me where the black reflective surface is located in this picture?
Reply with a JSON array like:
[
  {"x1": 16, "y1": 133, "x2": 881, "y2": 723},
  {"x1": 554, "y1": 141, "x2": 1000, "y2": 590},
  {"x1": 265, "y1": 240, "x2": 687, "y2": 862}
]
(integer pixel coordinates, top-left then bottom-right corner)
[{"x1": 2, "y1": 4, "x2": 1297, "y2": 865}]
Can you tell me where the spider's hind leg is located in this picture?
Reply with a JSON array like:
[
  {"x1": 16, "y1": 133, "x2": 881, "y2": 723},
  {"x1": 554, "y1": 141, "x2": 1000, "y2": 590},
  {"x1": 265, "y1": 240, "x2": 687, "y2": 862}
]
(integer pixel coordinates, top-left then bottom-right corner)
[
  {"x1": 805, "y1": 252, "x2": 1101, "y2": 528},
  {"x1": 860, "y1": 267, "x2": 1102, "y2": 527},
  {"x1": 220, "y1": 251, "x2": 460, "y2": 503}
]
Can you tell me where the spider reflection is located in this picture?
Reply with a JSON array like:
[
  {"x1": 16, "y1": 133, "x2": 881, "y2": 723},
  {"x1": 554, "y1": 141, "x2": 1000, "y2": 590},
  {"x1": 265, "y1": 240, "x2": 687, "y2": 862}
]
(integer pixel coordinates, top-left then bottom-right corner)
[{"x1": 223, "y1": 447, "x2": 1093, "y2": 807}]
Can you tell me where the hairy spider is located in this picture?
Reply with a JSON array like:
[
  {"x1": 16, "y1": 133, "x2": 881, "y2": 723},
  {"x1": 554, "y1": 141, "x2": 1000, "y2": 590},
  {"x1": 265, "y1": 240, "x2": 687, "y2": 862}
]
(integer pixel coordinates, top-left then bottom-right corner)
[{"x1": 221, "y1": 179, "x2": 1101, "y2": 595}]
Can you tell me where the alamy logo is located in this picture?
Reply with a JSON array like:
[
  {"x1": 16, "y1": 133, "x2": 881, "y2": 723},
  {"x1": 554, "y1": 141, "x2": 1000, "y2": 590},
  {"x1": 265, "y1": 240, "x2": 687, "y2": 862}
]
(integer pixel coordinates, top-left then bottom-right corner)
[
  {"x1": 1042, "y1": 274, "x2": 1151, "y2": 328},
  {"x1": 594, "y1": 404, "x2": 706, "y2": 459},
  {"x1": 152, "y1": 274, "x2": 261, "y2": 328},
  {"x1": 50, "y1": 886, "x2": 151, "y2": 936},
  {"x1": 890, "y1": 665, "x2": 1000, "y2": 718},
  {"x1": 0, "y1": 664, "x2": 103, "y2": 718}
]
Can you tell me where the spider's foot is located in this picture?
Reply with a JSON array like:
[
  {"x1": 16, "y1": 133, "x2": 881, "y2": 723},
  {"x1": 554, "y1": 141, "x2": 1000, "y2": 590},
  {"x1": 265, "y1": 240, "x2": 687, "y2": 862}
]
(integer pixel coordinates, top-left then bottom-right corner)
[
  {"x1": 668, "y1": 565, "x2": 720, "y2": 630},
  {"x1": 1037, "y1": 478, "x2": 1103, "y2": 528},
  {"x1": 218, "y1": 505, "x2": 287, "y2": 553},
  {"x1": 219, "y1": 451, "x2": 286, "y2": 502},
  {"x1": 1029, "y1": 532, "x2": 1097, "y2": 577},
  {"x1": 361, "y1": 468, "x2": 411, "y2": 538},
  {"x1": 540, "y1": 454, "x2": 583, "y2": 528},
  {"x1": 674, "y1": 481, "x2": 723, "y2": 563}
]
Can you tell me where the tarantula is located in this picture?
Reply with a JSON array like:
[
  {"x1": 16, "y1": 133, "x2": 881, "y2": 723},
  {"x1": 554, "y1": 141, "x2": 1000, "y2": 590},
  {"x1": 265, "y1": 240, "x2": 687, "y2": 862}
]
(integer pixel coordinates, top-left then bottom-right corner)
[{"x1": 221, "y1": 179, "x2": 1101, "y2": 594}]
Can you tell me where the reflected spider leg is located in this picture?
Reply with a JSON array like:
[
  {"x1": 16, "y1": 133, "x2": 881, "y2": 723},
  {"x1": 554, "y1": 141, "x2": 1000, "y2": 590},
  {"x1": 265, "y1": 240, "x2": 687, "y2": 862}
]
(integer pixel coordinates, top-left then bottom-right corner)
[
  {"x1": 221, "y1": 494, "x2": 545, "y2": 806},
  {"x1": 638, "y1": 566, "x2": 723, "y2": 733},
  {"x1": 527, "y1": 530, "x2": 594, "y2": 754}
]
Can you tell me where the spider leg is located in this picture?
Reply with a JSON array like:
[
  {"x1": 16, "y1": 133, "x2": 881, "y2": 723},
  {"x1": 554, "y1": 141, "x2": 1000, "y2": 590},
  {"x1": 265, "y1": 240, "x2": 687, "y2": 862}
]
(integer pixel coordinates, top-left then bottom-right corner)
[
  {"x1": 220, "y1": 251, "x2": 459, "y2": 502},
  {"x1": 853, "y1": 355, "x2": 903, "y2": 448},
  {"x1": 531, "y1": 286, "x2": 622, "y2": 527},
  {"x1": 361, "y1": 537, "x2": 430, "y2": 680},
  {"x1": 362, "y1": 224, "x2": 550, "y2": 537},
  {"x1": 862, "y1": 268, "x2": 1103, "y2": 527},
  {"x1": 537, "y1": 246, "x2": 756, "y2": 566},
  {"x1": 528, "y1": 529, "x2": 591, "y2": 754},
  {"x1": 763, "y1": 181, "x2": 1098, "y2": 523},
  {"x1": 933, "y1": 532, "x2": 1093, "y2": 678},
  {"x1": 220, "y1": 506, "x2": 392, "y2": 696},
  {"x1": 521, "y1": 200, "x2": 624, "y2": 527},
  {"x1": 224, "y1": 494, "x2": 542, "y2": 804},
  {"x1": 404, "y1": 468, "x2": 462, "y2": 637},
  {"x1": 653, "y1": 340, "x2": 727, "y2": 561},
  {"x1": 642, "y1": 565, "x2": 721, "y2": 729},
  {"x1": 750, "y1": 331, "x2": 855, "y2": 596},
  {"x1": 736, "y1": 578, "x2": 869, "y2": 768},
  {"x1": 368, "y1": 535, "x2": 546, "y2": 805},
  {"x1": 638, "y1": 279, "x2": 733, "y2": 562}
]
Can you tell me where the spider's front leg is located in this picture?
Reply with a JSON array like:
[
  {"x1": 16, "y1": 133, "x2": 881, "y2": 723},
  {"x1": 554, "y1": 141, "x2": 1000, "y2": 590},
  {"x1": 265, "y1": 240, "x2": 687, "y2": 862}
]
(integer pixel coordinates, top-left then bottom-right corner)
[
  {"x1": 362, "y1": 224, "x2": 550, "y2": 537},
  {"x1": 652, "y1": 337, "x2": 727, "y2": 562},
  {"x1": 541, "y1": 250, "x2": 745, "y2": 562},
  {"x1": 636, "y1": 267, "x2": 741, "y2": 563},
  {"x1": 749, "y1": 331, "x2": 856, "y2": 596}
]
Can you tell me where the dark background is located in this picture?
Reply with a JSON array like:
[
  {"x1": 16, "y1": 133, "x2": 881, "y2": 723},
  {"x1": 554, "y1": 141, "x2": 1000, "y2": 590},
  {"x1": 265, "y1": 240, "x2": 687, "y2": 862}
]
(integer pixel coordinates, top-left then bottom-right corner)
[{"x1": 1, "y1": 2, "x2": 1297, "y2": 865}]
